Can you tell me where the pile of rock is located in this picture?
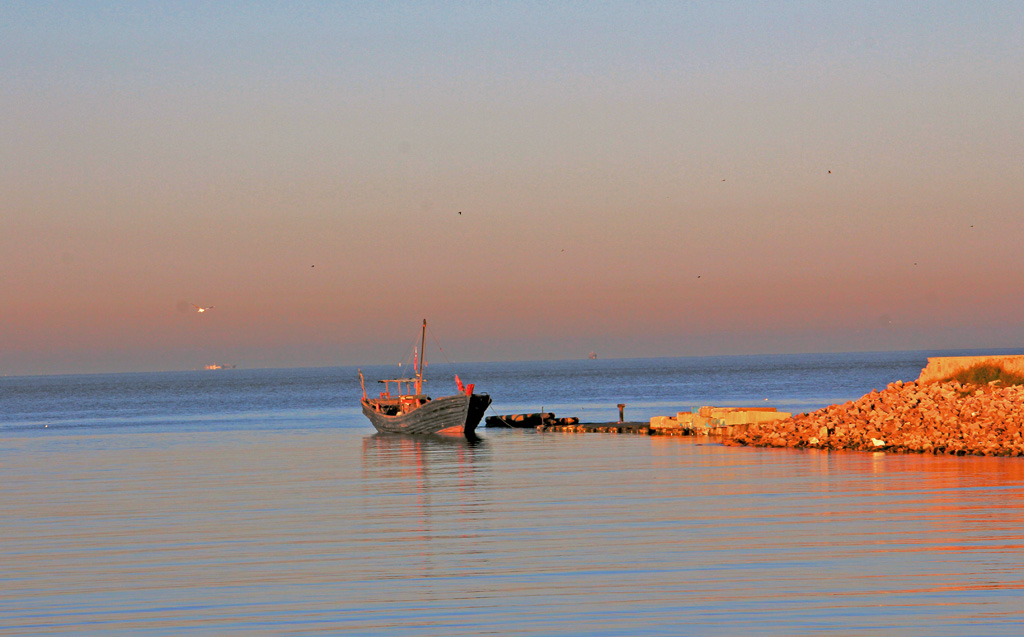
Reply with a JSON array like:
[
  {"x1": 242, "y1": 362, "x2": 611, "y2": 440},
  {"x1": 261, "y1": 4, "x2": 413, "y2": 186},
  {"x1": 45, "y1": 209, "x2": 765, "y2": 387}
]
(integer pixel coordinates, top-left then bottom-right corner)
[{"x1": 726, "y1": 380, "x2": 1024, "y2": 456}]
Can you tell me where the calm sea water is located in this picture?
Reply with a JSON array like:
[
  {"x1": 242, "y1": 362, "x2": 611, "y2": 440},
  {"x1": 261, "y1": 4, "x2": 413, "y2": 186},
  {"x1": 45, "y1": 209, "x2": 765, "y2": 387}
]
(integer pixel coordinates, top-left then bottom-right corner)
[{"x1": 3, "y1": 350, "x2": 1024, "y2": 635}]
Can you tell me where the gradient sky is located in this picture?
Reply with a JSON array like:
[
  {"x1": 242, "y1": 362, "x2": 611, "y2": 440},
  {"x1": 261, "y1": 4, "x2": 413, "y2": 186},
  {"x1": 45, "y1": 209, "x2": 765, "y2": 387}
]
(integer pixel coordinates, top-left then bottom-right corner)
[{"x1": 3, "y1": 1, "x2": 1023, "y2": 375}]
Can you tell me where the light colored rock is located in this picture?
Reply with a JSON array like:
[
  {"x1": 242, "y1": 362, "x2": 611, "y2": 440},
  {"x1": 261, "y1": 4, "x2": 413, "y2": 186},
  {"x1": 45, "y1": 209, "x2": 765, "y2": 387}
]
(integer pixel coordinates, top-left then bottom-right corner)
[
  {"x1": 649, "y1": 416, "x2": 680, "y2": 430},
  {"x1": 919, "y1": 355, "x2": 1024, "y2": 384}
]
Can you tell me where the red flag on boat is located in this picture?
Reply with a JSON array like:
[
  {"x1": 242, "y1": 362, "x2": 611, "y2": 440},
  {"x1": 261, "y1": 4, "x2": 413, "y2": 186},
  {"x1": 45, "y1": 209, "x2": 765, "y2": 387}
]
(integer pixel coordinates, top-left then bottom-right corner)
[{"x1": 455, "y1": 374, "x2": 464, "y2": 392}]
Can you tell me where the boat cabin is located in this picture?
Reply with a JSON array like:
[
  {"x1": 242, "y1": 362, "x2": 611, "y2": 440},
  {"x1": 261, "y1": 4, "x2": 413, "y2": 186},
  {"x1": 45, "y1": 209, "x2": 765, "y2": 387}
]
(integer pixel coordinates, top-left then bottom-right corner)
[{"x1": 372, "y1": 378, "x2": 430, "y2": 416}]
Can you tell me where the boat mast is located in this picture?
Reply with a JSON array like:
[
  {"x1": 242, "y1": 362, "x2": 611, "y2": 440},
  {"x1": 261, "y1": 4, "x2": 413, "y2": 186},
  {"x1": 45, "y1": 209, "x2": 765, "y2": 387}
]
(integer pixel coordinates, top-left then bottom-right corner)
[{"x1": 416, "y1": 319, "x2": 426, "y2": 395}]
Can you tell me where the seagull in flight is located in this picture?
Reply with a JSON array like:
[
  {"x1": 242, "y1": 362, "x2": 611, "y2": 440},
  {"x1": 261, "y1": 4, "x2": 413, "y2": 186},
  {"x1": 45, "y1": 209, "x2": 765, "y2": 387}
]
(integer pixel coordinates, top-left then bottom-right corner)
[{"x1": 192, "y1": 304, "x2": 214, "y2": 313}]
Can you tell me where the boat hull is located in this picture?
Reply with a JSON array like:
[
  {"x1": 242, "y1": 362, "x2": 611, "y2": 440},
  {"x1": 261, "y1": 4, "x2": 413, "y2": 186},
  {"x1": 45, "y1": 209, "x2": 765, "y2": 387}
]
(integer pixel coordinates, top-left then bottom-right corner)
[{"x1": 361, "y1": 393, "x2": 491, "y2": 436}]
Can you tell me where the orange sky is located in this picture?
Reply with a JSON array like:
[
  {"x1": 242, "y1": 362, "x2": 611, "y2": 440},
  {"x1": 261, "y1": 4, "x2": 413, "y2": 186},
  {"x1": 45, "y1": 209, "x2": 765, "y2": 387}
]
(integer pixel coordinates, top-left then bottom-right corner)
[{"x1": 3, "y1": 3, "x2": 1023, "y2": 375}]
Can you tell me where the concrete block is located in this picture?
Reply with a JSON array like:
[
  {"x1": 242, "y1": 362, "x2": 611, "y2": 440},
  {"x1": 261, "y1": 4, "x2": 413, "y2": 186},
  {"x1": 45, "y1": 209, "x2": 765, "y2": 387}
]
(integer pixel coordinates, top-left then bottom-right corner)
[
  {"x1": 675, "y1": 412, "x2": 695, "y2": 425},
  {"x1": 650, "y1": 416, "x2": 680, "y2": 430}
]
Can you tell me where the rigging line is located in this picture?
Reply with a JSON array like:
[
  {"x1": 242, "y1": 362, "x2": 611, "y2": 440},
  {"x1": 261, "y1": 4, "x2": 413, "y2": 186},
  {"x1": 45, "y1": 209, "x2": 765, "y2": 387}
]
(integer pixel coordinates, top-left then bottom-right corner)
[
  {"x1": 426, "y1": 323, "x2": 456, "y2": 367},
  {"x1": 423, "y1": 322, "x2": 509, "y2": 427},
  {"x1": 485, "y1": 403, "x2": 517, "y2": 428},
  {"x1": 425, "y1": 323, "x2": 482, "y2": 399},
  {"x1": 392, "y1": 330, "x2": 420, "y2": 372}
]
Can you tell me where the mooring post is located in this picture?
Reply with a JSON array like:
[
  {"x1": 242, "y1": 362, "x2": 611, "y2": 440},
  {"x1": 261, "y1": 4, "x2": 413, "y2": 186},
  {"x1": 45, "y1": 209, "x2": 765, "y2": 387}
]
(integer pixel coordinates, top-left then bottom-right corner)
[{"x1": 617, "y1": 403, "x2": 626, "y2": 423}]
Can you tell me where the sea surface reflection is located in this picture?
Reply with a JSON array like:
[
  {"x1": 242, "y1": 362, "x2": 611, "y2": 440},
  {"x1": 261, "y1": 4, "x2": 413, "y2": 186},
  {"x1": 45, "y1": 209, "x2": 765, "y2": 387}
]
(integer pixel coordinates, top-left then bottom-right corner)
[
  {"x1": 348, "y1": 430, "x2": 1024, "y2": 635},
  {"x1": 5, "y1": 356, "x2": 1024, "y2": 634}
]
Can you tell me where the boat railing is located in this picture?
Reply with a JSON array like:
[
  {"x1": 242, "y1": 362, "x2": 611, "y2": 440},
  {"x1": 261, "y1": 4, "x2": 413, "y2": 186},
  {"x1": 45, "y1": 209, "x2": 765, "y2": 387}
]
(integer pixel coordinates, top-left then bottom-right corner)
[{"x1": 376, "y1": 378, "x2": 424, "y2": 399}]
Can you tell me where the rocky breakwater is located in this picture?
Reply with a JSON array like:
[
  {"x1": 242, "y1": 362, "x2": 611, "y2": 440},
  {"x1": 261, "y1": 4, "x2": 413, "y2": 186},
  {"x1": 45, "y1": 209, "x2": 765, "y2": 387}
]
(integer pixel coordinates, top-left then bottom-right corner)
[
  {"x1": 726, "y1": 380, "x2": 1024, "y2": 456},
  {"x1": 485, "y1": 413, "x2": 580, "y2": 428}
]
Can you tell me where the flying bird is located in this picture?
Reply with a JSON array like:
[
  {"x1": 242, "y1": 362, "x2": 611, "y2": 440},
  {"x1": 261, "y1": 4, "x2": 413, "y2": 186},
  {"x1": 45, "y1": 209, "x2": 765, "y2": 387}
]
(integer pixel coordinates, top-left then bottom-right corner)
[{"x1": 192, "y1": 304, "x2": 214, "y2": 313}]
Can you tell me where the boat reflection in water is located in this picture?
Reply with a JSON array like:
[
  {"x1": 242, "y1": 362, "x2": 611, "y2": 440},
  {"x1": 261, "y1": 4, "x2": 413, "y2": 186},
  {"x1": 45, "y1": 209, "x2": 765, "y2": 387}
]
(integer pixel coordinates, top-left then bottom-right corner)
[
  {"x1": 362, "y1": 432, "x2": 487, "y2": 487},
  {"x1": 360, "y1": 433, "x2": 491, "y2": 575}
]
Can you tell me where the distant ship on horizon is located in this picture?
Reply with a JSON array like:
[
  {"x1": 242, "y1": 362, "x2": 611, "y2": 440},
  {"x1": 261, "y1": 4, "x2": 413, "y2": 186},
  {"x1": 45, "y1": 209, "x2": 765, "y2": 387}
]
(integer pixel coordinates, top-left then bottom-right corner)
[
  {"x1": 588, "y1": 352, "x2": 597, "y2": 360},
  {"x1": 204, "y1": 363, "x2": 237, "y2": 370}
]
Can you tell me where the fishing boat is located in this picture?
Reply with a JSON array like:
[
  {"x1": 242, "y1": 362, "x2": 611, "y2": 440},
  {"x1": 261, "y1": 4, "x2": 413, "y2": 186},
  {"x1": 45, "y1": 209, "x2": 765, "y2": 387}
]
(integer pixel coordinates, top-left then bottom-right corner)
[{"x1": 359, "y1": 320, "x2": 491, "y2": 437}]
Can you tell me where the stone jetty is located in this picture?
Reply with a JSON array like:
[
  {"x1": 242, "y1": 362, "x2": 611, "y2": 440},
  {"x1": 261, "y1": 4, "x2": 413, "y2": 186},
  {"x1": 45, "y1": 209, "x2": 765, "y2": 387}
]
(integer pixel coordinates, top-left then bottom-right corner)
[
  {"x1": 489, "y1": 408, "x2": 789, "y2": 437},
  {"x1": 651, "y1": 406, "x2": 791, "y2": 437},
  {"x1": 727, "y1": 355, "x2": 1024, "y2": 456},
  {"x1": 489, "y1": 356, "x2": 1024, "y2": 453},
  {"x1": 537, "y1": 421, "x2": 652, "y2": 435},
  {"x1": 487, "y1": 412, "x2": 655, "y2": 434},
  {"x1": 485, "y1": 413, "x2": 580, "y2": 428}
]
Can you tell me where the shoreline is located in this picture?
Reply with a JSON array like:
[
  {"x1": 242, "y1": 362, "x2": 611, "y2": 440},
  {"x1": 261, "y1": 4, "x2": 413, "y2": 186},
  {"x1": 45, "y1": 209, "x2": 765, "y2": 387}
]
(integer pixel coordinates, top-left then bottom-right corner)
[{"x1": 725, "y1": 379, "x2": 1024, "y2": 456}]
